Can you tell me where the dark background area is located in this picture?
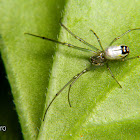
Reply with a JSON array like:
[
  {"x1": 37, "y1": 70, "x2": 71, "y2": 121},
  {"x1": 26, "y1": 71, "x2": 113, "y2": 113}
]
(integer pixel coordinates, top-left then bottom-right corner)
[{"x1": 0, "y1": 54, "x2": 23, "y2": 140}]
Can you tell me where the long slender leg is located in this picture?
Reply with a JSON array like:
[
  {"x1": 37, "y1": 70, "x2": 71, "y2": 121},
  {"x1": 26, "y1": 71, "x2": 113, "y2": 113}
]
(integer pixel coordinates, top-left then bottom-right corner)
[
  {"x1": 25, "y1": 33, "x2": 95, "y2": 53},
  {"x1": 60, "y1": 22, "x2": 100, "y2": 52},
  {"x1": 106, "y1": 63, "x2": 122, "y2": 88},
  {"x1": 90, "y1": 29, "x2": 104, "y2": 51},
  {"x1": 43, "y1": 78, "x2": 74, "y2": 121},
  {"x1": 109, "y1": 28, "x2": 140, "y2": 46},
  {"x1": 121, "y1": 56, "x2": 139, "y2": 61},
  {"x1": 43, "y1": 68, "x2": 89, "y2": 121},
  {"x1": 67, "y1": 68, "x2": 89, "y2": 107}
]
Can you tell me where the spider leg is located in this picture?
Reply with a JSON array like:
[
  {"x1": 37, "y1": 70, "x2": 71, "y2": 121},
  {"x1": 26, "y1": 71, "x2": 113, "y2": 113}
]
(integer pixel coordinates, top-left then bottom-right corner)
[
  {"x1": 109, "y1": 28, "x2": 140, "y2": 46},
  {"x1": 90, "y1": 29, "x2": 104, "y2": 51},
  {"x1": 43, "y1": 68, "x2": 89, "y2": 121},
  {"x1": 121, "y1": 56, "x2": 139, "y2": 61},
  {"x1": 106, "y1": 63, "x2": 122, "y2": 88},
  {"x1": 25, "y1": 33, "x2": 94, "y2": 53},
  {"x1": 60, "y1": 22, "x2": 100, "y2": 52},
  {"x1": 67, "y1": 68, "x2": 89, "y2": 107}
]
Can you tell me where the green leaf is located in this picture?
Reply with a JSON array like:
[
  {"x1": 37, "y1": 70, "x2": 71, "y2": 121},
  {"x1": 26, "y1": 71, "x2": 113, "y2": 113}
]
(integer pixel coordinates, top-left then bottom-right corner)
[{"x1": 0, "y1": 0, "x2": 140, "y2": 139}]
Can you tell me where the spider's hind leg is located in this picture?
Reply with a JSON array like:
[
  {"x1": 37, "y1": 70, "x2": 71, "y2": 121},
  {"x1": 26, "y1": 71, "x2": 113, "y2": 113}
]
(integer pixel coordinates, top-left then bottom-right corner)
[{"x1": 106, "y1": 63, "x2": 122, "y2": 88}]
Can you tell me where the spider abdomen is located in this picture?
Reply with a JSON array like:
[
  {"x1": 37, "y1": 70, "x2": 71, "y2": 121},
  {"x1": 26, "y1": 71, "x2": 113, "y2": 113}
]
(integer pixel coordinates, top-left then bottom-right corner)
[{"x1": 105, "y1": 45, "x2": 129, "y2": 60}]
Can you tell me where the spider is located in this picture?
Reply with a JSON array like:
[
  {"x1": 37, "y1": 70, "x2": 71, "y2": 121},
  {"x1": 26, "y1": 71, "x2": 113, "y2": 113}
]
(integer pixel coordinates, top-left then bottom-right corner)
[{"x1": 25, "y1": 23, "x2": 140, "y2": 121}]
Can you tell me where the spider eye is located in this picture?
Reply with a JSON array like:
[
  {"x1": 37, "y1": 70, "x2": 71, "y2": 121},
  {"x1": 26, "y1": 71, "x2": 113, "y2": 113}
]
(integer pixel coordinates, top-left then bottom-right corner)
[{"x1": 121, "y1": 45, "x2": 129, "y2": 54}]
